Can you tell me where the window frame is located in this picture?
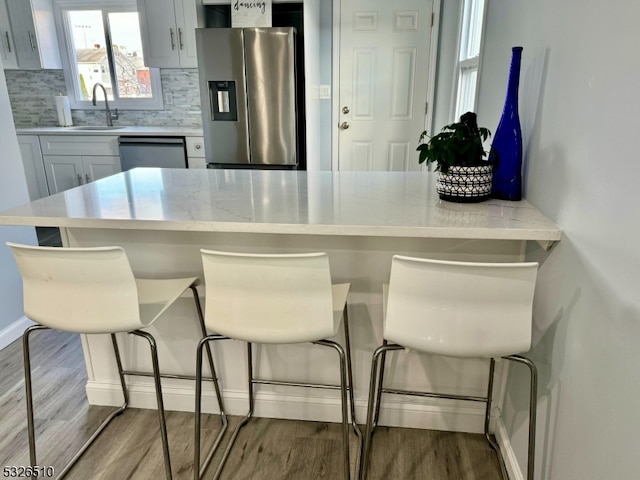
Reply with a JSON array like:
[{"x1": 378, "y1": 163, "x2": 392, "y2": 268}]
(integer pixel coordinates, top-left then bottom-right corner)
[
  {"x1": 450, "y1": 0, "x2": 487, "y2": 121},
  {"x1": 54, "y1": 0, "x2": 163, "y2": 110}
]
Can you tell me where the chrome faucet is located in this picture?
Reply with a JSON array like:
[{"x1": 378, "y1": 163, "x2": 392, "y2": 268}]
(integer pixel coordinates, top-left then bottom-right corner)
[{"x1": 91, "y1": 83, "x2": 119, "y2": 127}]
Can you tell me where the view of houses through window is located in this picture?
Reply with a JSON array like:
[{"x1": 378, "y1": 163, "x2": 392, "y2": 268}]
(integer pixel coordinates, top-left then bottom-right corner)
[{"x1": 60, "y1": 4, "x2": 159, "y2": 107}]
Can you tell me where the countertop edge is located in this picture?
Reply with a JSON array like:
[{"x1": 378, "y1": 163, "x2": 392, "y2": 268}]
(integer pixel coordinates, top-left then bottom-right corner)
[
  {"x1": 16, "y1": 126, "x2": 204, "y2": 137},
  {"x1": 1, "y1": 216, "x2": 562, "y2": 241}
]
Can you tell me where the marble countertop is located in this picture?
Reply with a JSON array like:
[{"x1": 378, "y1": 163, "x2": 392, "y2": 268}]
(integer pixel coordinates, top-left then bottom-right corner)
[
  {"x1": 0, "y1": 169, "x2": 561, "y2": 241},
  {"x1": 16, "y1": 126, "x2": 203, "y2": 137}
]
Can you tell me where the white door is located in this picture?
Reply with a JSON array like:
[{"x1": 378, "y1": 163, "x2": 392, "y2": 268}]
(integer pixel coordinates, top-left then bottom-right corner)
[{"x1": 338, "y1": 0, "x2": 434, "y2": 171}]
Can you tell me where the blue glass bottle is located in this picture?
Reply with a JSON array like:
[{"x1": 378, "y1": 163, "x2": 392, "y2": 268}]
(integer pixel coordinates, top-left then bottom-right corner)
[{"x1": 490, "y1": 46, "x2": 523, "y2": 200}]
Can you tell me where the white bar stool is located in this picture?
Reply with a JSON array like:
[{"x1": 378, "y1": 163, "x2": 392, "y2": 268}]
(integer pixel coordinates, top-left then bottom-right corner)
[
  {"x1": 194, "y1": 250, "x2": 361, "y2": 480},
  {"x1": 358, "y1": 256, "x2": 539, "y2": 480},
  {"x1": 7, "y1": 242, "x2": 227, "y2": 480}
]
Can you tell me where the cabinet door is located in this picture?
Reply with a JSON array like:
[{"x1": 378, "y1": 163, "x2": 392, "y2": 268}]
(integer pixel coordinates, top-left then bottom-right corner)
[
  {"x1": 174, "y1": 0, "x2": 202, "y2": 68},
  {"x1": 43, "y1": 155, "x2": 84, "y2": 194},
  {"x1": 17, "y1": 135, "x2": 49, "y2": 200},
  {"x1": 5, "y1": 0, "x2": 61, "y2": 69},
  {"x1": 82, "y1": 156, "x2": 121, "y2": 183},
  {"x1": 137, "y1": 0, "x2": 181, "y2": 68},
  {"x1": 5, "y1": 0, "x2": 39, "y2": 68},
  {"x1": 0, "y1": 0, "x2": 19, "y2": 69}
]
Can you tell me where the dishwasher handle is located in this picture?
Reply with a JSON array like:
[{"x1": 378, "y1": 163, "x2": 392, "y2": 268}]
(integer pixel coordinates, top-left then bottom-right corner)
[{"x1": 118, "y1": 136, "x2": 186, "y2": 146}]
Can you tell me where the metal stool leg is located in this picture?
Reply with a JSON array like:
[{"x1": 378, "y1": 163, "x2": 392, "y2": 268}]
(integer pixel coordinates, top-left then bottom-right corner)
[
  {"x1": 24, "y1": 327, "x2": 133, "y2": 480},
  {"x1": 210, "y1": 341, "x2": 255, "y2": 480},
  {"x1": 23, "y1": 325, "x2": 48, "y2": 479},
  {"x1": 314, "y1": 339, "x2": 351, "y2": 480},
  {"x1": 111, "y1": 334, "x2": 129, "y2": 408},
  {"x1": 131, "y1": 330, "x2": 172, "y2": 480},
  {"x1": 342, "y1": 307, "x2": 362, "y2": 440},
  {"x1": 203, "y1": 339, "x2": 354, "y2": 480},
  {"x1": 484, "y1": 358, "x2": 509, "y2": 480},
  {"x1": 372, "y1": 339, "x2": 389, "y2": 431},
  {"x1": 358, "y1": 343, "x2": 404, "y2": 480},
  {"x1": 504, "y1": 355, "x2": 537, "y2": 480},
  {"x1": 194, "y1": 335, "x2": 229, "y2": 480},
  {"x1": 190, "y1": 286, "x2": 228, "y2": 426}
]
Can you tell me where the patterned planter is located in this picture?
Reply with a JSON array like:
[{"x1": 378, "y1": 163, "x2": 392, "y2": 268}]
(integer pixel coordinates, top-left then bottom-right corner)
[{"x1": 436, "y1": 165, "x2": 492, "y2": 203}]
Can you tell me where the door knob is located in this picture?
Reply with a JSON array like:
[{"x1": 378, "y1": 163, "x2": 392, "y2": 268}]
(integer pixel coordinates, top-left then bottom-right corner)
[
  {"x1": 342, "y1": 106, "x2": 350, "y2": 114},
  {"x1": 340, "y1": 121, "x2": 350, "y2": 130}
]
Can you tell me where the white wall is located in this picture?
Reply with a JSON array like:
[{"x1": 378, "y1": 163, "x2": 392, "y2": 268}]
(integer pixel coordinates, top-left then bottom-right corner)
[
  {"x1": 0, "y1": 56, "x2": 38, "y2": 335},
  {"x1": 478, "y1": 1, "x2": 640, "y2": 479}
]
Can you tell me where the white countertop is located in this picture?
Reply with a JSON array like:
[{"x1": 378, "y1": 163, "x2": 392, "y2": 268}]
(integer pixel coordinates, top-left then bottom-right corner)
[
  {"x1": 16, "y1": 126, "x2": 203, "y2": 137},
  {"x1": 0, "y1": 168, "x2": 561, "y2": 241}
]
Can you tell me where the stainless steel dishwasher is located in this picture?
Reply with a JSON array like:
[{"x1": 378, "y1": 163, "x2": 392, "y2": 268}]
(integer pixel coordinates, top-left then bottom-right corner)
[{"x1": 118, "y1": 136, "x2": 187, "y2": 171}]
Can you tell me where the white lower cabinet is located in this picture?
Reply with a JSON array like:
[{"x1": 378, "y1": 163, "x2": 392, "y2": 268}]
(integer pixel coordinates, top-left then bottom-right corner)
[
  {"x1": 186, "y1": 136, "x2": 206, "y2": 168},
  {"x1": 43, "y1": 155, "x2": 120, "y2": 194},
  {"x1": 17, "y1": 134, "x2": 49, "y2": 200},
  {"x1": 39, "y1": 135, "x2": 121, "y2": 194}
]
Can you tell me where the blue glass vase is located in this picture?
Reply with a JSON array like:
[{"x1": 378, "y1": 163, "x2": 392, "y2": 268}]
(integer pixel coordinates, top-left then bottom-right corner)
[{"x1": 490, "y1": 47, "x2": 523, "y2": 200}]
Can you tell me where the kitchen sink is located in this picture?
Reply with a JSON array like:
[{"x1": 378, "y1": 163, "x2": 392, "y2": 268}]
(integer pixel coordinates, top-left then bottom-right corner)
[{"x1": 69, "y1": 126, "x2": 126, "y2": 131}]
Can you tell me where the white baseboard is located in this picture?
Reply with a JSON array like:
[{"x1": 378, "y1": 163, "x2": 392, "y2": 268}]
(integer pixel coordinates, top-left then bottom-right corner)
[
  {"x1": 86, "y1": 380, "x2": 489, "y2": 433},
  {"x1": 494, "y1": 417, "x2": 524, "y2": 480},
  {"x1": 0, "y1": 316, "x2": 34, "y2": 351}
]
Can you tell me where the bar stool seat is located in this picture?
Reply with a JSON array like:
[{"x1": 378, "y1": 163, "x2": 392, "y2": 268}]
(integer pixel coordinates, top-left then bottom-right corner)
[
  {"x1": 7, "y1": 242, "x2": 227, "y2": 480},
  {"x1": 194, "y1": 250, "x2": 361, "y2": 480},
  {"x1": 359, "y1": 255, "x2": 539, "y2": 480}
]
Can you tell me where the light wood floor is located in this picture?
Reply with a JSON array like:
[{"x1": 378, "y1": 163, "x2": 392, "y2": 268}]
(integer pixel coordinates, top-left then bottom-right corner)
[{"x1": 0, "y1": 330, "x2": 502, "y2": 479}]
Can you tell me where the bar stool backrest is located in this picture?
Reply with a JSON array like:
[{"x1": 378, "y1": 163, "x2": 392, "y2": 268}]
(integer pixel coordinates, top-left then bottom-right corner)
[
  {"x1": 200, "y1": 250, "x2": 335, "y2": 344},
  {"x1": 7, "y1": 242, "x2": 143, "y2": 334},
  {"x1": 385, "y1": 256, "x2": 539, "y2": 358}
]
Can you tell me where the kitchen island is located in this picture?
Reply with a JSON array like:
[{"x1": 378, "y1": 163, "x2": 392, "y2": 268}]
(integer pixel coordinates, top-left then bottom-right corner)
[{"x1": 0, "y1": 168, "x2": 560, "y2": 436}]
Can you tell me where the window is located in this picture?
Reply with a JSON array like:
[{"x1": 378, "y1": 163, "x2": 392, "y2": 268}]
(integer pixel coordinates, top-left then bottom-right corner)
[
  {"x1": 452, "y1": 0, "x2": 486, "y2": 120},
  {"x1": 55, "y1": 0, "x2": 162, "y2": 110}
]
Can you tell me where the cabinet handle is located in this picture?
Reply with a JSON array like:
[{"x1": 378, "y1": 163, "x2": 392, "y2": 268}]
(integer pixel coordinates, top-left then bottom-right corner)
[
  {"x1": 5, "y1": 31, "x2": 11, "y2": 52},
  {"x1": 77, "y1": 173, "x2": 83, "y2": 186},
  {"x1": 169, "y1": 28, "x2": 176, "y2": 50},
  {"x1": 86, "y1": 174, "x2": 91, "y2": 184},
  {"x1": 28, "y1": 31, "x2": 36, "y2": 51},
  {"x1": 195, "y1": 144, "x2": 201, "y2": 150},
  {"x1": 178, "y1": 28, "x2": 184, "y2": 50}
]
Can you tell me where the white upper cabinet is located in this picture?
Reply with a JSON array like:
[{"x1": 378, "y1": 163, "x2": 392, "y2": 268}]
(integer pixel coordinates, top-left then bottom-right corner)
[
  {"x1": 0, "y1": 0, "x2": 19, "y2": 69},
  {"x1": 137, "y1": 0, "x2": 203, "y2": 68},
  {"x1": 4, "y1": 0, "x2": 61, "y2": 69}
]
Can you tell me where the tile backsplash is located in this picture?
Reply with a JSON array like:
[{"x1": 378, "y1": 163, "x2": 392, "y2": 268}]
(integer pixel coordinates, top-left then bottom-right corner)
[{"x1": 6, "y1": 69, "x2": 203, "y2": 129}]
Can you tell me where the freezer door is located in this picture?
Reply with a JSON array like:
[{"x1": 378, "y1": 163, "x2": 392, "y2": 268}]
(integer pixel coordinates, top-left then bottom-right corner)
[
  {"x1": 196, "y1": 28, "x2": 250, "y2": 165},
  {"x1": 244, "y1": 27, "x2": 297, "y2": 166}
]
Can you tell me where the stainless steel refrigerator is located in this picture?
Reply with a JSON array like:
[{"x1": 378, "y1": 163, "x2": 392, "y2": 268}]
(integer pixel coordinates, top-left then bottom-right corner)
[{"x1": 196, "y1": 27, "x2": 298, "y2": 168}]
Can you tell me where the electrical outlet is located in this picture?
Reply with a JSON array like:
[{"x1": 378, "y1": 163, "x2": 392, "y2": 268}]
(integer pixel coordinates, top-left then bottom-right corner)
[{"x1": 164, "y1": 93, "x2": 173, "y2": 105}]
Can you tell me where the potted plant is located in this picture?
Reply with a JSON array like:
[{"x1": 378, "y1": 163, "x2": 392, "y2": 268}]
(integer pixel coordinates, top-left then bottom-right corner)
[{"x1": 417, "y1": 112, "x2": 492, "y2": 203}]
